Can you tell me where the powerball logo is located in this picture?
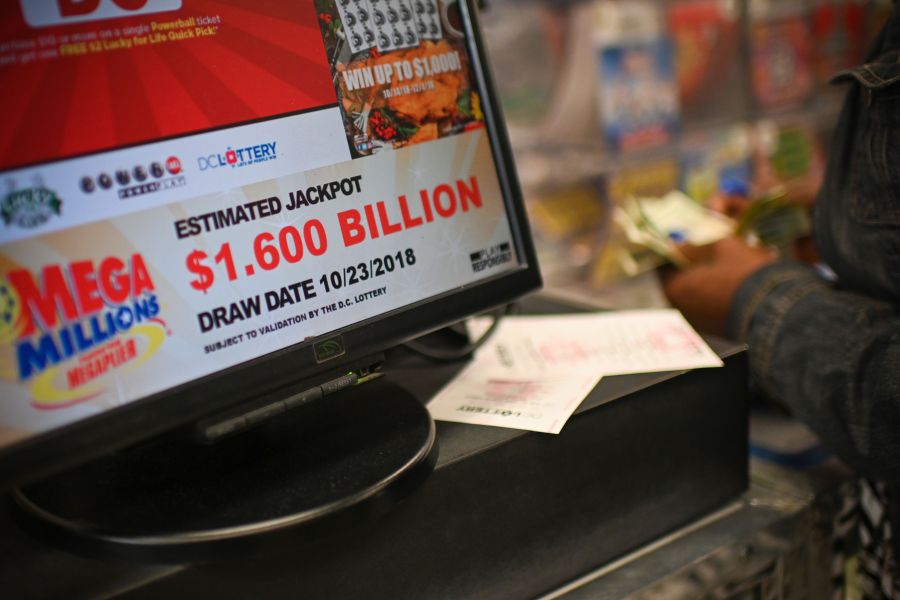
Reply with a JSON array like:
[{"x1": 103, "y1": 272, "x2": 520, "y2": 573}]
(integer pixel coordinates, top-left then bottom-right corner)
[
  {"x1": 1, "y1": 254, "x2": 170, "y2": 410},
  {"x1": 21, "y1": 0, "x2": 182, "y2": 28}
]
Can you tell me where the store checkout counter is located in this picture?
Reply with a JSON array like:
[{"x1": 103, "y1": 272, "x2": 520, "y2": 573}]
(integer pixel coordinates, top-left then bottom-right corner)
[{"x1": 0, "y1": 294, "x2": 838, "y2": 599}]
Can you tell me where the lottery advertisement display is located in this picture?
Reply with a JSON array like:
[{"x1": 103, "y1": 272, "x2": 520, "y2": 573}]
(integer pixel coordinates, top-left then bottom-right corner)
[{"x1": 0, "y1": 1, "x2": 521, "y2": 448}]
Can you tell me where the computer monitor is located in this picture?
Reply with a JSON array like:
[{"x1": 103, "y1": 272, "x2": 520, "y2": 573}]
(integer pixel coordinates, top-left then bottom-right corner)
[{"x1": 0, "y1": 0, "x2": 540, "y2": 550}]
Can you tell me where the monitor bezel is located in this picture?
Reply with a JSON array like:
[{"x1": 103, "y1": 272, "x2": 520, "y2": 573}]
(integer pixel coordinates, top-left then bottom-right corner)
[{"x1": 0, "y1": 0, "x2": 541, "y2": 489}]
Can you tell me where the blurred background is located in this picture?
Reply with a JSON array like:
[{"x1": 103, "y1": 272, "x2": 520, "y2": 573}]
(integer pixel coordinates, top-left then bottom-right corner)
[{"x1": 479, "y1": 0, "x2": 892, "y2": 308}]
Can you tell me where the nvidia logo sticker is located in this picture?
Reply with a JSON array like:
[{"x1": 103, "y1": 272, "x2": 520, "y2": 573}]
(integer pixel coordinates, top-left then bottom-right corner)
[{"x1": 314, "y1": 336, "x2": 346, "y2": 363}]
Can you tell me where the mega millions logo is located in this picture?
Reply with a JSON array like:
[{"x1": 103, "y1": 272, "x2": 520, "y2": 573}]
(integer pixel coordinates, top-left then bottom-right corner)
[
  {"x1": 0, "y1": 281, "x2": 22, "y2": 344},
  {"x1": 2, "y1": 253, "x2": 169, "y2": 409}
]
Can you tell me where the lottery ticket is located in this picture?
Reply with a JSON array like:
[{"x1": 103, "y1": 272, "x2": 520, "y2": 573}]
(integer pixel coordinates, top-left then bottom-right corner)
[
  {"x1": 335, "y1": 0, "x2": 377, "y2": 55},
  {"x1": 369, "y1": 0, "x2": 420, "y2": 52},
  {"x1": 412, "y1": 0, "x2": 442, "y2": 41}
]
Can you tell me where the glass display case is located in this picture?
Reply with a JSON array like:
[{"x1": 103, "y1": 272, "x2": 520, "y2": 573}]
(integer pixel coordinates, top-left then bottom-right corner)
[{"x1": 480, "y1": 0, "x2": 877, "y2": 305}]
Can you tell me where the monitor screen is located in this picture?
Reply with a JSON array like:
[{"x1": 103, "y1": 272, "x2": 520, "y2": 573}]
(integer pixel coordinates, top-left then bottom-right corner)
[{"x1": 0, "y1": 0, "x2": 540, "y2": 486}]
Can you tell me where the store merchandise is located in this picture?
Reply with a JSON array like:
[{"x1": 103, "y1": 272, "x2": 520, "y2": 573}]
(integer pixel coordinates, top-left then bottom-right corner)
[
  {"x1": 812, "y1": 0, "x2": 866, "y2": 86},
  {"x1": 679, "y1": 124, "x2": 754, "y2": 205},
  {"x1": 667, "y1": 0, "x2": 745, "y2": 123},
  {"x1": 479, "y1": 1, "x2": 557, "y2": 128},
  {"x1": 593, "y1": 0, "x2": 679, "y2": 153},
  {"x1": 749, "y1": 1, "x2": 816, "y2": 111},
  {"x1": 608, "y1": 158, "x2": 681, "y2": 203}
]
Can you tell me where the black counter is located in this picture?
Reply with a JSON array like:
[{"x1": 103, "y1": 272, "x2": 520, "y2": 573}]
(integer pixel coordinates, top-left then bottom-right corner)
[{"x1": 0, "y1": 304, "x2": 748, "y2": 599}]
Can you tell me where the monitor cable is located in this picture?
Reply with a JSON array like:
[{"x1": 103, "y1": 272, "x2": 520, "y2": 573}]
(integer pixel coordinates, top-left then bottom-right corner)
[{"x1": 399, "y1": 302, "x2": 517, "y2": 363}]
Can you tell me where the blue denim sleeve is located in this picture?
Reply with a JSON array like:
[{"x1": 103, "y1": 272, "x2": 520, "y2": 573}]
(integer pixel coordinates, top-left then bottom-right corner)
[{"x1": 727, "y1": 261, "x2": 900, "y2": 483}]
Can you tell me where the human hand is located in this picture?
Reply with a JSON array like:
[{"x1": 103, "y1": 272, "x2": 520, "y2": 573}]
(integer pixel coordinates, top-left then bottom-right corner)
[
  {"x1": 660, "y1": 237, "x2": 777, "y2": 336},
  {"x1": 708, "y1": 192, "x2": 751, "y2": 220}
]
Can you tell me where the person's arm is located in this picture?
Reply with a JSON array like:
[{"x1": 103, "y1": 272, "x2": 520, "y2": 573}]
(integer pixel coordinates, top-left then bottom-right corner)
[
  {"x1": 663, "y1": 237, "x2": 900, "y2": 482},
  {"x1": 729, "y1": 261, "x2": 900, "y2": 483}
]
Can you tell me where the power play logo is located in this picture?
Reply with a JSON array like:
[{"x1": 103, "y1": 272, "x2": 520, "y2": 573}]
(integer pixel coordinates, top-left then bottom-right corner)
[{"x1": 1, "y1": 254, "x2": 169, "y2": 409}]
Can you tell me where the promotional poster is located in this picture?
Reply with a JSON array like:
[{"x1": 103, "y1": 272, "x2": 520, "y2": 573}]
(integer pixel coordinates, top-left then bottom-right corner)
[{"x1": 314, "y1": 0, "x2": 485, "y2": 157}]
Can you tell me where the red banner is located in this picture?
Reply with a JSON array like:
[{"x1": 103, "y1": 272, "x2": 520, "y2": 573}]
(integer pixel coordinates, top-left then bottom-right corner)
[{"x1": 0, "y1": 0, "x2": 337, "y2": 171}]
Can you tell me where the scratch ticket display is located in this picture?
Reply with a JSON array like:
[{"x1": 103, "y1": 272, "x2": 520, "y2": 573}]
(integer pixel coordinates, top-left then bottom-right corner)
[
  {"x1": 335, "y1": 0, "x2": 377, "y2": 54},
  {"x1": 413, "y1": 0, "x2": 442, "y2": 40},
  {"x1": 316, "y1": 0, "x2": 485, "y2": 157},
  {"x1": 370, "y1": 0, "x2": 420, "y2": 52}
]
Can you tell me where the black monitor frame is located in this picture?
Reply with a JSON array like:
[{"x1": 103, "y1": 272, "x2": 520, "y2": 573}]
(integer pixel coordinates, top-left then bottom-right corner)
[{"x1": 0, "y1": 0, "x2": 541, "y2": 490}]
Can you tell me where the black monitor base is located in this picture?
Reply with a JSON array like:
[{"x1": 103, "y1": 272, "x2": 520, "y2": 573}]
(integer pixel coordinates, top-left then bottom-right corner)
[{"x1": 13, "y1": 377, "x2": 436, "y2": 562}]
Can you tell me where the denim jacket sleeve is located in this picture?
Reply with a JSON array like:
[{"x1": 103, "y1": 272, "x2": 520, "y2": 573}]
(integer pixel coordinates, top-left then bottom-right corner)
[{"x1": 727, "y1": 261, "x2": 900, "y2": 483}]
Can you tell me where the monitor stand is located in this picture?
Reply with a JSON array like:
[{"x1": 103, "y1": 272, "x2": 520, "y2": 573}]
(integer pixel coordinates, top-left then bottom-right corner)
[{"x1": 12, "y1": 377, "x2": 437, "y2": 562}]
